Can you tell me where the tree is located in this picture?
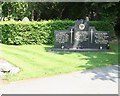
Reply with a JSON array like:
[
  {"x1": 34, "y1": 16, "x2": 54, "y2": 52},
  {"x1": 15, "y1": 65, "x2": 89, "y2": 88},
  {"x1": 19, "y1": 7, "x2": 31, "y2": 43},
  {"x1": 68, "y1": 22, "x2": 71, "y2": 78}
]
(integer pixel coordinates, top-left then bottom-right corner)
[
  {"x1": 0, "y1": 2, "x2": 2, "y2": 20},
  {"x1": 1, "y1": 2, "x2": 120, "y2": 21},
  {"x1": 2, "y1": 2, "x2": 29, "y2": 20}
]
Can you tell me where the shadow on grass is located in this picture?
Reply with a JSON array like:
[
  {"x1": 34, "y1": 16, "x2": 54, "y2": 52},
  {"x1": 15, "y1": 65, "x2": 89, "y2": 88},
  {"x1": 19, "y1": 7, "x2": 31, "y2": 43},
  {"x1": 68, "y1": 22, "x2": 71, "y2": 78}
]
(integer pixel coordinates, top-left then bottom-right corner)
[
  {"x1": 45, "y1": 45, "x2": 118, "y2": 82},
  {"x1": 77, "y1": 51, "x2": 118, "y2": 82},
  {"x1": 44, "y1": 46, "x2": 53, "y2": 51},
  {"x1": 79, "y1": 52, "x2": 117, "y2": 66},
  {"x1": 59, "y1": 50, "x2": 118, "y2": 82},
  {"x1": 78, "y1": 51, "x2": 119, "y2": 82},
  {"x1": 44, "y1": 46, "x2": 72, "y2": 55}
]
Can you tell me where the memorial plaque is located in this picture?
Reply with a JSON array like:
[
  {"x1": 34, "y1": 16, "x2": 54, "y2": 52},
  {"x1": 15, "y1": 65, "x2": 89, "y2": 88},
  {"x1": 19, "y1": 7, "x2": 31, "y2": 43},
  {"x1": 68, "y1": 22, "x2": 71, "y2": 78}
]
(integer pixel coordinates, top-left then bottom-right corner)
[
  {"x1": 49, "y1": 18, "x2": 111, "y2": 52},
  {"x1": 54, "y1": 30, "x2": 72, "y2": 49},
  {"x1": 94, "y1": 32, "x2": 109, "y2": 44},
  {"x1": 73, "y1": 31, "x2": 89, "y2": 49}
]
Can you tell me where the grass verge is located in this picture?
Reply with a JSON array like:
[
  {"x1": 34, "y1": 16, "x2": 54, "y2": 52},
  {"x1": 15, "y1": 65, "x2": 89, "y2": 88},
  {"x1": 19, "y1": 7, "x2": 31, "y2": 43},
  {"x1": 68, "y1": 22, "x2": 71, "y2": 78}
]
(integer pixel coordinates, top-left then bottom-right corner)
[{"x1": 0, "y1": 40, "x2": 118, "y2": 82}]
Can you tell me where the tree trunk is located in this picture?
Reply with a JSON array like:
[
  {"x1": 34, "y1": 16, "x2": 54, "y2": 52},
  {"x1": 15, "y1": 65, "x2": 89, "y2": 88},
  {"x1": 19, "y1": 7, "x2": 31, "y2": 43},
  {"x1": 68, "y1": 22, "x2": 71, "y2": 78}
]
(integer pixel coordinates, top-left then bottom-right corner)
[{"x1": 32, "y1": 10, "x2": 34, "y2": 21}]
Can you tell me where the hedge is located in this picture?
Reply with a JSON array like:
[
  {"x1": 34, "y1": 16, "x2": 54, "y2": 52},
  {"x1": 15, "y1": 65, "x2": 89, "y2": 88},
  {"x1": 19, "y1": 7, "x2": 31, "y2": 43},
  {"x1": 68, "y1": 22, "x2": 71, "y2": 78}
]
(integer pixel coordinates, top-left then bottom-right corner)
[{"x1": 0, "y1": 20, "x2": 115, "y2": 45}]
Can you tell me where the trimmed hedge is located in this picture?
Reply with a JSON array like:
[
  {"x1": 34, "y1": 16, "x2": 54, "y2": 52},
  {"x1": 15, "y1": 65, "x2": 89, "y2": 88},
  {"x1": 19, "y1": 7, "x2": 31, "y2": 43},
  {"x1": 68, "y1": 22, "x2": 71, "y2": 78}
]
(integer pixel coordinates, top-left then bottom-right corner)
[{"x1": 0, "y1": 20, "x2": 115, "y2": 45}]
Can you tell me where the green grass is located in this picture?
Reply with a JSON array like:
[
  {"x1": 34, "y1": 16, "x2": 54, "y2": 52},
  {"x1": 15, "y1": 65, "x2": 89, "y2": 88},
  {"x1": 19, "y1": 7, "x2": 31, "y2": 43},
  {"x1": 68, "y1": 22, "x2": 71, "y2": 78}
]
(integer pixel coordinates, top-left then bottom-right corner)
[{"x1": 0, "y1": 40, "x2": 118, "y2": 82}]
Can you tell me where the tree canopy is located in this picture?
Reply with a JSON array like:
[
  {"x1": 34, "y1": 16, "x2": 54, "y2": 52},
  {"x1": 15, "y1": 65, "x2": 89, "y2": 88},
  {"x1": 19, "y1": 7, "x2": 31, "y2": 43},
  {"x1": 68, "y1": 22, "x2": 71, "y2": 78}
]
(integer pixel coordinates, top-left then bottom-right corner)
[{"x1": 1, "y1": 2, "x2": 120, "y2": 21}]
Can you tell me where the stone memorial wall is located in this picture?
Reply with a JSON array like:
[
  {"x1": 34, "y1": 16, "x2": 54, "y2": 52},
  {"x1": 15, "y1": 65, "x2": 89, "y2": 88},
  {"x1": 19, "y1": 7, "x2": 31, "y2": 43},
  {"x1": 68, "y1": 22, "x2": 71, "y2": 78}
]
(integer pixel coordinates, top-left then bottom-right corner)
[{"x1": 49, "y1": 18, "x2": 110, "y2": 52}]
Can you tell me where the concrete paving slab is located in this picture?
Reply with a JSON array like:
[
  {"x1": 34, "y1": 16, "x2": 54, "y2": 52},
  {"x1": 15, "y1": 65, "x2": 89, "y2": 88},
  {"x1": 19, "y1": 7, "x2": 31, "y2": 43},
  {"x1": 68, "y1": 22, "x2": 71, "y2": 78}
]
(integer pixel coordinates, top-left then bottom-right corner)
[{"x1": 0, "y1": 65, "x2": 119, "y2": 94}]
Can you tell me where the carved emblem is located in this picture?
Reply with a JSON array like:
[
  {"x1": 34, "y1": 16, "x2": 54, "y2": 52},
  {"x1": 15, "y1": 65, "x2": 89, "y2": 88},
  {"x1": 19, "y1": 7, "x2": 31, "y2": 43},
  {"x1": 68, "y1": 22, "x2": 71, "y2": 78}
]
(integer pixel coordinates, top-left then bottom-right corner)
[{"x1": 79, "y1": 24, "x2": 85, "y2": 30}]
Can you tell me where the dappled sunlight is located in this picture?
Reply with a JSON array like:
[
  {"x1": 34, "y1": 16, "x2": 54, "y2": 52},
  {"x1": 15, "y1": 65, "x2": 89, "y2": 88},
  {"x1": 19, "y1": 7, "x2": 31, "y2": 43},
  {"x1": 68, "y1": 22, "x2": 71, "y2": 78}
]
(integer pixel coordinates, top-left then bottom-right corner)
[
  {"x1": 106, "y1": 52, "x2": 117, "y2": 55},
  {"x1": 80, "y1": 65, "x2": 118, "y2": 84},
  {"x1": 0, "y1": 41, "x2": 118, "y2": 81}
]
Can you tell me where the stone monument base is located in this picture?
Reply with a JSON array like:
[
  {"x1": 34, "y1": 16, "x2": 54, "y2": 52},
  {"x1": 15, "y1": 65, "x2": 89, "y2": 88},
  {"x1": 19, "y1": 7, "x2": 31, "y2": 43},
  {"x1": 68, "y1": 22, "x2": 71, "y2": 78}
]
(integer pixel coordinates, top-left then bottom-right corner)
[{"x1": 48, "y1": 48, "x2": 112, "y2": 52}]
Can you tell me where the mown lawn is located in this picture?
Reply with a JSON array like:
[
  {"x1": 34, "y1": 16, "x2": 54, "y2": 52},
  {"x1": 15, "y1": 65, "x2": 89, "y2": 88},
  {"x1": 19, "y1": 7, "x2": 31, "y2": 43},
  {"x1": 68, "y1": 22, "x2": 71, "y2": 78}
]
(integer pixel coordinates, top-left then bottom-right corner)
[{"x1": 0, "y1": 40, "x2": 118, "y2": 82}]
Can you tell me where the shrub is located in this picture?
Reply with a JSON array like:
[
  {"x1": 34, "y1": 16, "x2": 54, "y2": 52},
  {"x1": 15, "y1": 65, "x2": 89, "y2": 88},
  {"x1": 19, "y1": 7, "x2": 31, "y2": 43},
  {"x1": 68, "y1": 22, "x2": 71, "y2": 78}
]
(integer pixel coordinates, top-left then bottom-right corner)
[
  {"x1": 114, "y1": 17, "x2": 120, "y2": 38},
  {"x1": 89, "y1": 21, "x2": 115, "y2": 38},
  {"x1": 0, "y1": 20, "x2": 115, "y2": 45}
]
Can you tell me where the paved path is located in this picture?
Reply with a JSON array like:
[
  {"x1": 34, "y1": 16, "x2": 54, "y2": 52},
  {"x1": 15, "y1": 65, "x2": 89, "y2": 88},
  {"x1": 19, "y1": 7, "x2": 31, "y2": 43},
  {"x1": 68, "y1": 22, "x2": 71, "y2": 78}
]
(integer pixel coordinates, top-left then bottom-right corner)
[{"x1": 0, "y1": 65, "x2": 119, "y2": 94}]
